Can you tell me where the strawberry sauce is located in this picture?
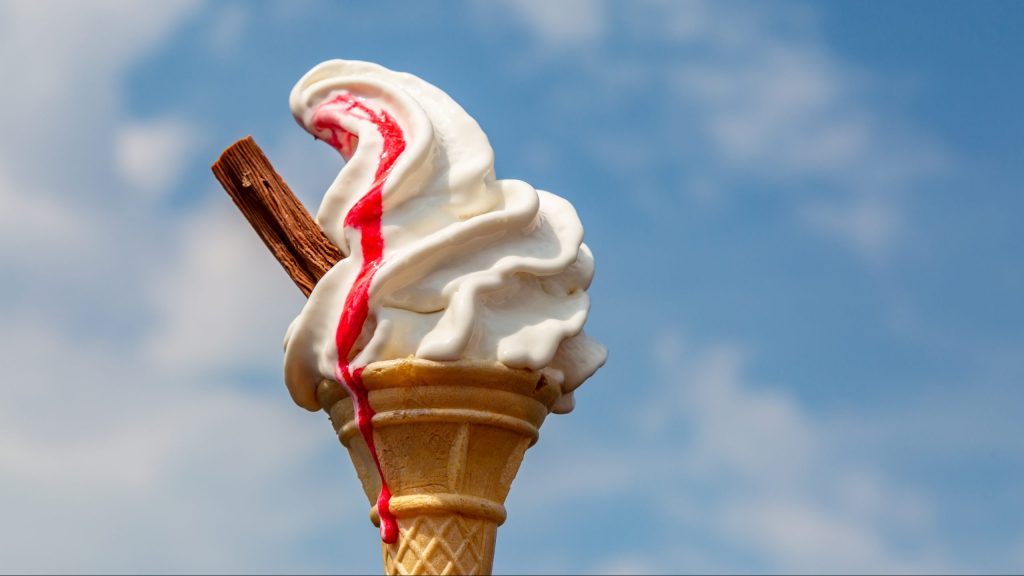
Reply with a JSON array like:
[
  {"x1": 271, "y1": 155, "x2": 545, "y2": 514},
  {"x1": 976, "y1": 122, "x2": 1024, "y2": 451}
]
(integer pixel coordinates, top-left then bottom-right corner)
[{"x1": 312, "y1": 93, "x2": 405, "y2": 544}]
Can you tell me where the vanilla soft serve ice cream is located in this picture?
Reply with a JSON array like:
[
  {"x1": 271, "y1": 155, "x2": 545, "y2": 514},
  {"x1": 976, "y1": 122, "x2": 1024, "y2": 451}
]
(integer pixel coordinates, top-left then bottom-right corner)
[{"x1": 282, "y1": 60, "x2": 606, "y2": 418}]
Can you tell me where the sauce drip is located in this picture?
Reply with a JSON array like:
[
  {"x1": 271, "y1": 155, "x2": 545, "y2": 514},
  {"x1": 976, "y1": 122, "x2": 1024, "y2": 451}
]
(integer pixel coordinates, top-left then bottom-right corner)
[{"x1": 312, "y1": 93, "x2": 406, "y2": 544}]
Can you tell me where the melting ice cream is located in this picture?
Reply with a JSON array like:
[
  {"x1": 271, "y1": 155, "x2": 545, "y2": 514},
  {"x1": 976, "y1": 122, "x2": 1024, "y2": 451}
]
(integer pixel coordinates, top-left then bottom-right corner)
[{"x1": 283, "y1": 60, "x2": 606, "y2": 416}]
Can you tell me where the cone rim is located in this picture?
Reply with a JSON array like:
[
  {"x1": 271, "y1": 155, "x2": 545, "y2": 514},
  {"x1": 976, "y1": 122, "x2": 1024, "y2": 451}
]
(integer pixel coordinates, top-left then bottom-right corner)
[{"x1": 316, "y1": 357, "x2": 563, "y2": 413}]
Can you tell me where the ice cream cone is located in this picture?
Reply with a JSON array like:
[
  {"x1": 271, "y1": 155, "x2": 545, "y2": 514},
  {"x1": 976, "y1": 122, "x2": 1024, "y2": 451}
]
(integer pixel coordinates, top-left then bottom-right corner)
[{"x1": 316, "y1": 358, "x2": 562, "y2": 576}]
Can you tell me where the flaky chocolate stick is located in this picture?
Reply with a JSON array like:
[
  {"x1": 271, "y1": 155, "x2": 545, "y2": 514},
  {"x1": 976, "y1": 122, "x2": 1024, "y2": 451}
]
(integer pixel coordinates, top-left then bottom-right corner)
[{"x1": 212, "y1": 136, "x2": 342, "y2": 296}]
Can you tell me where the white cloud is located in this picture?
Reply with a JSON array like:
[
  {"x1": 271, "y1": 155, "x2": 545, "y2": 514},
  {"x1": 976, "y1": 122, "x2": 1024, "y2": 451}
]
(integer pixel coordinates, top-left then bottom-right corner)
[
  {"x1": 475, "y1": 0, "x2": 606, "y2": 47},
  {"x1": 675, "y1": 345, "x2": 819, "y2": 489},
  {"x1": 677, "y1": 46, "x2": 870, "y2": 178},
  {"x1": 718, "y1": 497, "x2": 888, "y2": 572},
  {"x1": 0, "y1": 165, "x2": 91, "y2": 258},
  {"x1": 476, "y1": 0, "x2": 944, "y2": 263},
  {"x1": 666, "y1": 10, "x2": 941, "y2": 263},
  {"x1": 660, "y1": 332, "x2": 949, "y2": 572},
  {"x1": 204, "y1": 2, "x2": 249, "y2": 57},
  {"x1": 0, "y1": 0, "x2": 202, "y2": 190},
  {"x1": 801, "y1": 196, "x2": 902, "y2": 263},
  {"x1": 0, "y1": 369, "x2": 347, "y2": 573},
  {"x1": 0, "y1": 2, "x2": 379, "y2": 572},
  {"x1": 512, "y1": 330, "x2": 951, "y2": 574},
  {"x1": 0, "y1": 0, "x2": 203, "y2": 279},
  {"x1": 115, "y1": 118, "x2": 200, "y2": 199},
  {"x1": 143, "y1": 198, "x2": 304, "y2": 375},
  {"x1": 0, "y1": 290, "x2": 357, "y2": 571}
]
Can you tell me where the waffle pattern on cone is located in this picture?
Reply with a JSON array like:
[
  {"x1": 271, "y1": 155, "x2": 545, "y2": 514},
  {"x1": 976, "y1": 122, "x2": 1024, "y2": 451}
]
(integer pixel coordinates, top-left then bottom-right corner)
[{"x1": 383, "y1": 514, "x2": 496, "y2": 575}]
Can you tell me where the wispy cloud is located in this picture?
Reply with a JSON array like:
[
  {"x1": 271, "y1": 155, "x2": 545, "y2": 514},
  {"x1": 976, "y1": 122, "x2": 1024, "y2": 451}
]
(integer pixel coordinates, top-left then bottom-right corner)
[
  {"x1": 652, "y1": 332, "x2": 947, "y2": 573},
  {"x1": 0, "y1": 0, "x2": 204, "y2": 296},
  {"x1": 0, "y1": 2, "x2": 372, "y2": 572},
  {"x1": 202, "y1": 2, "x2": 250, "y2": 58},
  {"x1": 669, "y1": 11, "x2": 942, "y2": 265},
  {"x1": 143, "y1": 199, "x2": 304, "y2": 375},
  {"x1": 115, "y1": 118, "x2": 201, "y2": 199},
  {"x1": 512, "y1": 329, "x2": 952, "y2": 573},
  {"x1": 800, "y1": 196, "x2": 902, "y2": 263},
  {"x1": 473, "y1": 0, "x2": 606, "y2": 48},
  {"x1": 475, "y1": 0, "x2": 945, "y2": 264}
]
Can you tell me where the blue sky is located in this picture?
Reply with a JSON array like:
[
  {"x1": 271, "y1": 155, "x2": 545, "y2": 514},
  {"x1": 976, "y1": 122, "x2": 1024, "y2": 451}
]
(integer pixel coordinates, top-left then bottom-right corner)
[{"x1": 1, "y1": 1, "x2": 1022, "y2": 573}]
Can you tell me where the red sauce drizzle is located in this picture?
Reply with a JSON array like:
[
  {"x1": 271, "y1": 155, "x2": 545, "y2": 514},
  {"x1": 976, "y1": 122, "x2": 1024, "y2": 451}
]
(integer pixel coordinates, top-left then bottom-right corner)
[{"x1": 312, "y1": 93, "x2": 405, "y2": 544}]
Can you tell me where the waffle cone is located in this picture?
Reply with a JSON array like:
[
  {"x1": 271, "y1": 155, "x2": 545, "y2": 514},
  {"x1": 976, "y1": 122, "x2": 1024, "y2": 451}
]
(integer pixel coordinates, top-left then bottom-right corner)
[{"x1": 316, "y1": 358, "x2": 561, "y2": 575}]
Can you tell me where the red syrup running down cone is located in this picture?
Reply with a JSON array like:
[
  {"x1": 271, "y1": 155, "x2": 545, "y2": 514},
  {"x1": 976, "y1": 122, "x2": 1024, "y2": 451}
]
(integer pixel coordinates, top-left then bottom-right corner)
[{"x1": 312, "y1": 93, "x2": 406, "y2": 544}]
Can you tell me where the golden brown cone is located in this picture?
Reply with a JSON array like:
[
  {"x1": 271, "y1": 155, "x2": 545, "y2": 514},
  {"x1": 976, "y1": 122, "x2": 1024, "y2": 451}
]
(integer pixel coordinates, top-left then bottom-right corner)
[{"x1": 316, "y1": 358, "x2": 561, "y2": 576}]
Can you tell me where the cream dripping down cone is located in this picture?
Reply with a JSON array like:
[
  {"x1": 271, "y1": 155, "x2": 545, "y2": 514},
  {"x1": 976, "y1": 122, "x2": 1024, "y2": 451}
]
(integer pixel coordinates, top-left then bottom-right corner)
[{"x1": 316, "y1": 358, "x2": 561, "y2": 576}]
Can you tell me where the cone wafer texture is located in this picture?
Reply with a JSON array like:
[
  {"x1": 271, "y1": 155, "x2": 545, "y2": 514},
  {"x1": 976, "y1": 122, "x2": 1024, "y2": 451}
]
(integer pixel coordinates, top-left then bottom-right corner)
[{"x1": 317, "y1": 359, "x2": 560, "y2": 575}]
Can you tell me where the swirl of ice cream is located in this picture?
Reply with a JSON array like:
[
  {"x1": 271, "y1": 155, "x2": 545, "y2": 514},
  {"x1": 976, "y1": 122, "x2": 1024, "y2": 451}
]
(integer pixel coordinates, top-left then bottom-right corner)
[{"x1": 283, "y1": 59, "x2": 606, "y2": 415}]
